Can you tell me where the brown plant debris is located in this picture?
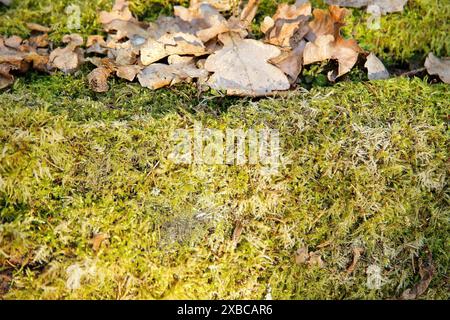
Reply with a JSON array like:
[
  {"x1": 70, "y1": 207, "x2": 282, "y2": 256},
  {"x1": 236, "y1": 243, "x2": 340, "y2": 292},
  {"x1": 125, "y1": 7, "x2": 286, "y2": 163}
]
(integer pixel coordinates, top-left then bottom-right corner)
[
  {"x1": 3, "y1": 0, "x2": 416, "y2": 95},
  {"x1": 400, "y1": 247, "x2": 435, "y2": 300},
  {"x1": 424, "y1": 53, "x2": 450, "y2": 84},
  {"x1": 295, "y1": 247, "x2": 325, "y2": 267},
  {"x1": 365, "y1": 52, "x2": 389, "y2": 80},
  {"x1": 346, "y1": 246, "x2": 364, "y2": 274}
]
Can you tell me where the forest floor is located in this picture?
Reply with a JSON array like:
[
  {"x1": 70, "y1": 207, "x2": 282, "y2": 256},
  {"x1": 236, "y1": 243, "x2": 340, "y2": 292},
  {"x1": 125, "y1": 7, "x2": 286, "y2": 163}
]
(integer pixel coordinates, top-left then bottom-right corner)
[{"x1": 0, "y1": 0, "x2": 448, "y2": 299}]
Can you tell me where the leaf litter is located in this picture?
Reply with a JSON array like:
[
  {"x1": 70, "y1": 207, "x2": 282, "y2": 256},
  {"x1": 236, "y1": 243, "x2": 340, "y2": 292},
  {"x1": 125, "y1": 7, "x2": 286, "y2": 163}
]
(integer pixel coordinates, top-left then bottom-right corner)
[{"x1": 0, "y1": 0, "x2": 448, "y2": 95}]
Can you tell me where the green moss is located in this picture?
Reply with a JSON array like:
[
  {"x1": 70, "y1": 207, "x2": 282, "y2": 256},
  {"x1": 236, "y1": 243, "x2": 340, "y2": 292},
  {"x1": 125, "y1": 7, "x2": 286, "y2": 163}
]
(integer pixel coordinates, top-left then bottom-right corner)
[
  {"x1": 1, "y1": 77, "x2": 448, "y2": 299},
  {"x1": 0, "y1": 0, "x2": 449, "y2": 300},
  {"x1": 345, "y1": 0, "x2": 450, "y2": 63}
]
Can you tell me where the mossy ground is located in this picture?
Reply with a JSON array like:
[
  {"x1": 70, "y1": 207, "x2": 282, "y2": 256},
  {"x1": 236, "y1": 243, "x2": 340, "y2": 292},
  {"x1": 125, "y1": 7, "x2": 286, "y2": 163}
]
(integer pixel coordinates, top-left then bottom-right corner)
[{"x1": 0, "y1": 0, "x2": 449, "y2": 299}]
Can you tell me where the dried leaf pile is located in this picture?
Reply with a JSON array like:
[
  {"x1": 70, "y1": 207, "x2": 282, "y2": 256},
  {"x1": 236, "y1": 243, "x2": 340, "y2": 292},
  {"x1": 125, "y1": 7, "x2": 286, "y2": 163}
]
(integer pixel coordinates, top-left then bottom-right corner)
[{"x1": 0, "y1": 0, "x2": 448, "y2": 96}]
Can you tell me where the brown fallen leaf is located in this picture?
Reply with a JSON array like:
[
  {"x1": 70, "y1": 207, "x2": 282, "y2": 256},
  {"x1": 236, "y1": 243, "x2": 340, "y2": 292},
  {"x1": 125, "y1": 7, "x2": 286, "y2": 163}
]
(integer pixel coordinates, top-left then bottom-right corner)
[
  {"x1": 306, "y1": 5, "x2": 348, "y2": 41},
  {"x1": 364, "y1": 52, "x2": 389, "y2": 80},
  {"x1": 90, "y1": 232, "x2": 110, "y2": 251},
  {"x1": 176, "y1": 2, "x2": 230, "y2": 42},
  {"x1": 25, "y1": 51, "x2": 52, "y2": 73},
  {"x1": 4, "y1": 36, "x2": 23, "y2": 49},
  {"x1": 295, "y1": 246, "x2": 324, "y2": 267},
  {"x1": 303, "y1": 6, "x2": 362, "y2": 80},
  {"x1": 86, "y1": 35, "x2": 108, "y2": 55},
  {"x1": 232, "y1": 220, "x2": 244, "y2": 247},
  {"x1": 26, "y1": 23, "x2": 51, "y2": 34},
  {"x1": 295, "y1": 246, "x2": 310, "y2": 264},
  {"x1": 137, "y1": 64, "x2": 180, "y2": 89},
  {"x1": 99, "y1": 0, "x2": 135, "y2": 25},
  {"x1": 87, "y1": 56, "x2": 142, "y2": 86},
  {"x1": 140, "y1": 32, "x2": 206, "y2": 66},
  {"x1": 116, "y1": 64, "x2": 142, "y2": 81},
  {"x1": 240, "y1": 0, "x2": 260, "y2": 28},
  {"x1": 107, "y1": 40, "x2": 140, "y2": 66},
  {"x1": 103, "y1": 19, "x2": 149, "y2": 42},
  {"x1": 308, "y1": 251, "x2": 324, "y2": 267},
  {"x1": 271, "y1": 40, "x2": 307, "y2": 83},
  {"x1": 205, "y1": 32, "x2": 290, "y2": 96},
  {"x1": 0, "y1": 273, "x2": 12, "y2": 297},
  {"x1": 424, "y1": 53, "x2": 450, "y2": 84},
  {"x1": 261, "y1": 2, "x2": 311, "y2": 48},
  {"x1": 0, "y1": 63, "x2": 17, "y2": 89},
  {"x1": 148, "y1": 16, "x2": 196, "y2": 40},
  {"x1": 49, "y1": 34, "x2": 84, "y2": 74},
  {"x1": 326, "y1": 0, "x2": 408, "y2": 14},
  {"x1": 88, "y1": 67, "x2": 112, "y2": 93},
  {"x1": 400, "y1": 247, "x2": 435, "y2": 300},
  {"x1": 346, "y1": 246, "x2": 364, "y2": 274},
  {"x1": 0, "y1": 35, "x2": 52, "y2": 88},
  {"x1": 192, "y1": 0, "x2": 233, "y2": 11},
  {"x1": 28, "y1": 33, "x2": 50, "y2": 48},
  {"x1": 138, "y1": 56, "x2": 208, "y2": 89}
]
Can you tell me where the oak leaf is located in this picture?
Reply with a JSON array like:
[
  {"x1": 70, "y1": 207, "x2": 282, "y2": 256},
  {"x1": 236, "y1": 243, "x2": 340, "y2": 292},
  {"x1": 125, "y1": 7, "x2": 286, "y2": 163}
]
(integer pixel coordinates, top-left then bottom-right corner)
[
  {"x1": 204, "y1": 33, "x2": 290, "y2": 96},
  {"x1": 49, "y1": 34, "x2": 84, "y2": 74},
  {"x1": 364, "y1": 52, "x2": 389, "y2": 80},
  {"x1": 88, "y1": 67, "x2": 112, "y2": 93},
  {"x1": 262, "y1": 2, "x2": 311, "y2": 48},
  {"x1": 86, "y1": 35, "x2": 108, "y2": 55},
  {"x1": 303, "y1": 6, "x2": 362, "y2": 80},
  {"x1": 140, "y1": 32, "x2": 206, "y2": 66},
  {"x1": 138, "y1": 55, "x2": 208, "y2": 89},
  {"x1": 0, "y1": 63, "x2": 16, "y2": 89},
  {"x1": 424, "y1": 53, "x2": 450, "y2": 84},
  {"x1": 99, "y1": 0, "x2": 135, "y2": 25}
]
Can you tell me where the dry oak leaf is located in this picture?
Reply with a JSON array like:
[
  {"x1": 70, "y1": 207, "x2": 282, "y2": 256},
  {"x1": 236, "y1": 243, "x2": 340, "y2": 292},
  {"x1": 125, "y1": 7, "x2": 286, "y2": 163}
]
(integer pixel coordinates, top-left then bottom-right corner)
[
  {"x1": 107, "y1": 40, "x2": 140, "y2": 66},
  {"x1": 303, "y1": 6, "x2": 362, "y2": 80},
  {"x1": 175, "y1": 3, "x2": 229, "y2": 43},
  {"x1": 25, "y1": 51, "x2": 52, "y2": 73},
  {"x1": 90, "y1": 233, "x2": 110, "y2": 252},
  {"x1": 0, "y1": 38, "x2": 28, "y2": 70},
  {"x1": 400, "y1": 247, "x2": 435, "y2": 300},
  {"x1": 116, "y1": 64, "x2": 142, "y2": 81},
  {"x1": 49, "y1": 34, "x2": 84, "y2": 74},
  {"x1": 88, "y1": 67, "x2": 112, "y2": 93},
  {"x1": 138, "y1": 56, "x2": 208, "y2": 89},
  {"x1": 295, "y1": 247, "x2": 324, "y2": 267},
  {"x1": 87, "y1": 56, "x2": 142, "y2": 87},
  {"x1": 204, "y1": 32, "x2": 290, "y2": 96},
  {"x1": 295, "y1": 247, "x2": 310, "y2": 264},
  {"x1": 261, "y1": 2, "x2": 312, "y2": 48},
  {"x1": 240, "y1": 0, "x2": 260, "y2": 28},
  {"x1": 147, "y1": 16, "x2": 196, "y2": 40},
  {"x1": 4, "y1": 36, "x2": 23, "y2": 49},
  {"x1": 346, "y1": 246, "x2": 364, "y2": 274},
  {"x1": 26, "y1": 23, "x2": 51, "y2": 33},
  {"x1": 103, "y1": 19, "x2": 149, "y2": 42},
  {"x1": 174, "y1": 2, "x2": 247, "y2": 43},
  {"x1": 0, "y1": 63, "x2": 17, "y2": 89},
  {"x1": 140, "y1": 32, "x2": 206, "y2": 66},
  {"x1": 86, "y1": 35, "x2": 108, "y2": 55},
  {"x1": 424, "y1": 53, "x2": 450, "y2": 84},
  {"x1": 28, "y1": 33, "x2": 50, "y2": 49},
  {"x1": 99, "y1": 0, "x2": 135, "y2": 25},
  {"x1": 364, "y1": 52, "x2": 389, "y2": 80},
  {"x1": 326, "y1": 0, "x2": 408, "y2": 14},
  {"x1": 190, "y1": 0, "x2": 233, "y2": 11},
  {"x1": 271, "y1": 39, "x2": 307, "y2": 83}
]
